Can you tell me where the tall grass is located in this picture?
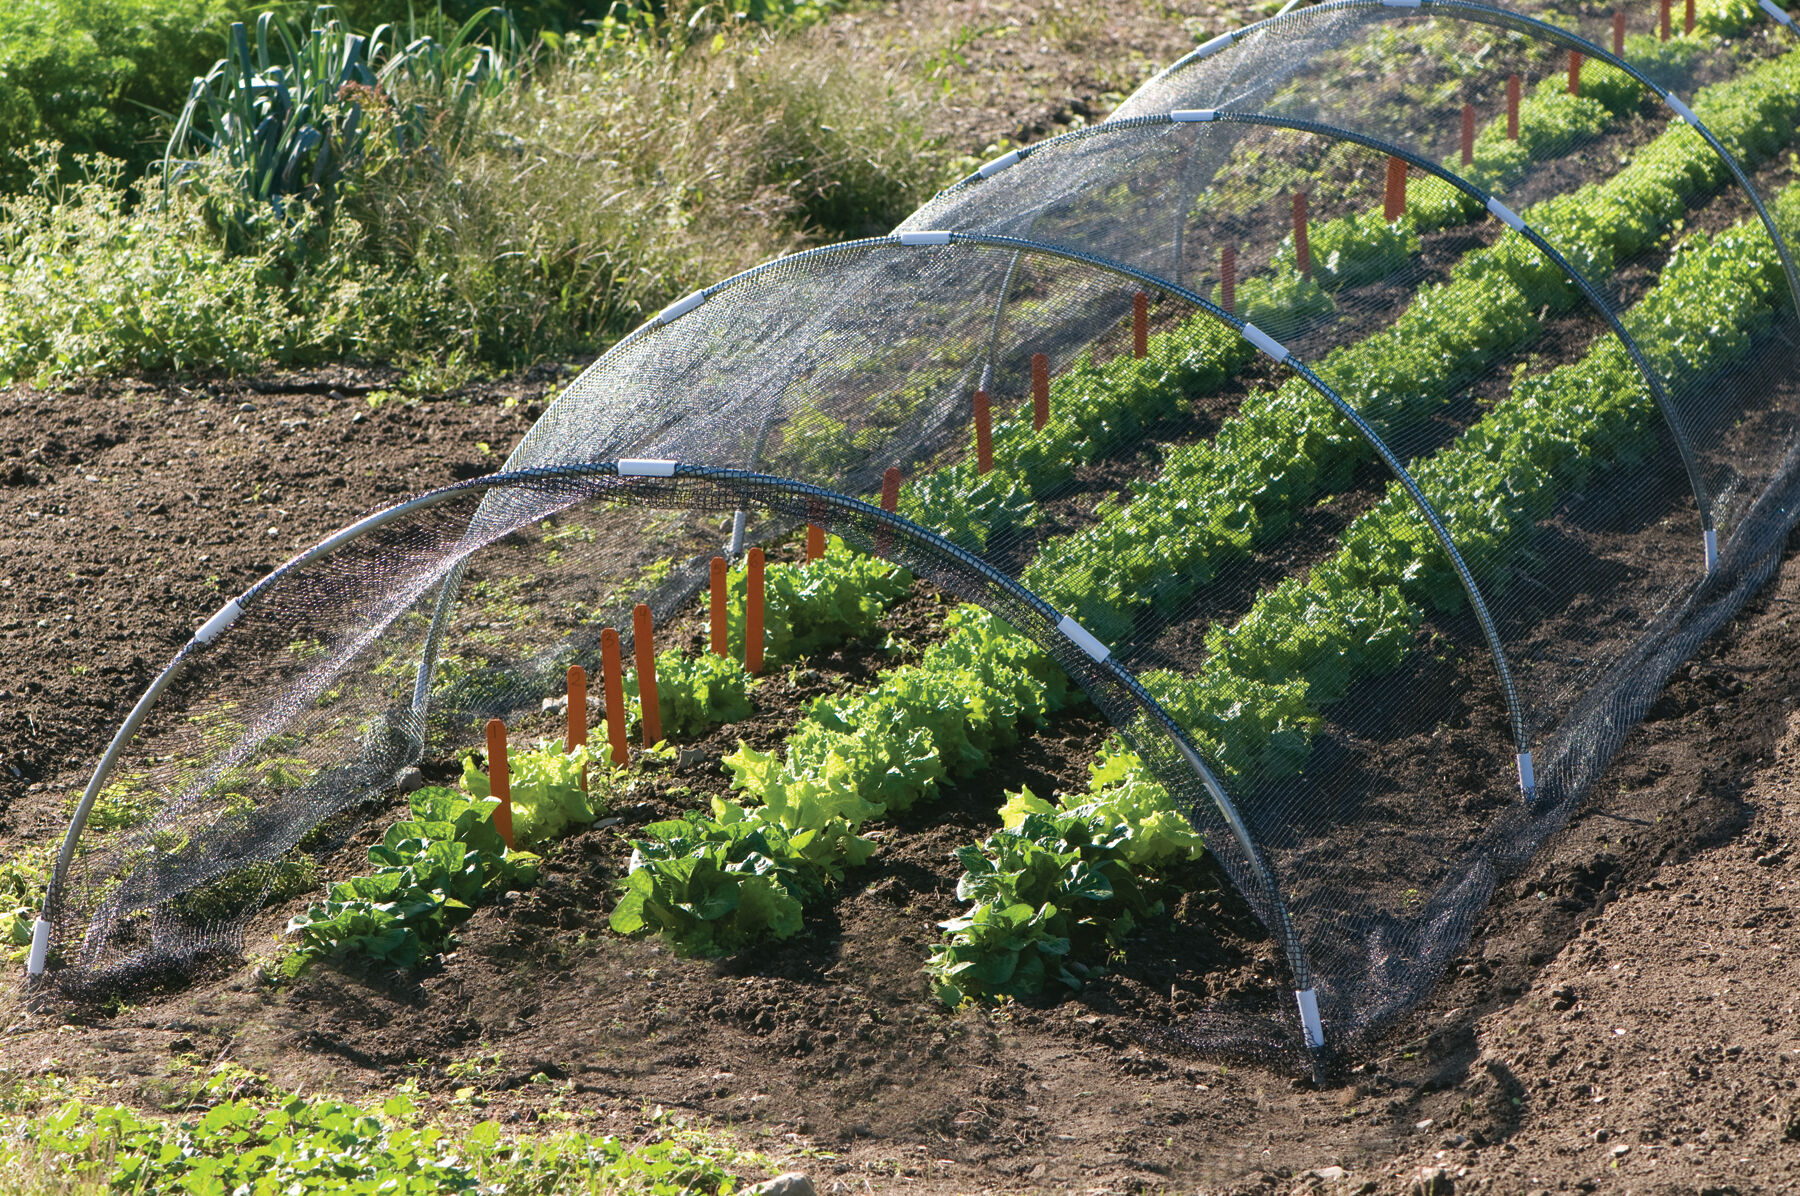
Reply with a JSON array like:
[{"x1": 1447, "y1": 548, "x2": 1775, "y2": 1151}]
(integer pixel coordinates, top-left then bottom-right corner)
[{"x1": 0, "y1": 15, "x2": 949, "y2": 387}]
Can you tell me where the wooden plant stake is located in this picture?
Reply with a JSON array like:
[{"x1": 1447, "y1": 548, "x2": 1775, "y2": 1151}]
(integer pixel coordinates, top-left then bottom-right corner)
[
  {"x1": 806, "y1": 523, "x2": 825, "y2": 563},
  {"x1": 566, "y1": 663, "x2": 588, "y2": 789},
  {"x1": 1613, "y1": 9, "x2": 1626, "y2": 55},
  {"x1": 1132, "y1": 292, "x2": 1148, "y2": 358},
  {"x1": 601, "y1": 627, "x2": 628, "y2": 765},
  {"x1": 1685, "y1": 0, "x2": 1695, "y2": 34},
  {"x1": 633, "y1": 603, "x2": 661, "y2": 747},
  {"x1": 1460, "y1": 104, "x2": 1476, "y2": 167},
  {"x1": 1506, "y1": 74, "x2": 1521, "y2": 140},
  {"x1": 973, "y1": 390, "x2": 994, "y2": 474},
  {"x1": 1292, "y1": 192, "x2": 1312, "y2": 276},
  {"x1": 876, "y1": 466, "x2": 901, "y2": 554},
  {"x1": 1661, "y1": 0, "x2": 1672, "y2": 41},
  {"x1": 1220, "y1": 246, "x2": 1236, "y2": 315},
  {"x1": 709, "y1": 556, "x2": 727, "y2": 656},
  {"x1": 1031, "y1": 352, "x2": 1050, "y2": 431},
  {"x1": 745, "y1": 548, "x2": 765, "y2": 675},
  {"x1": 1384, "y1": 155, "x2": 1407, "y2": 222},
  {"x1": 1568, "y1": 49, "x2": 1583, "y2": 96},
  {"x1": 486, "y1": 718, "x2": 514, "y2": 849}
]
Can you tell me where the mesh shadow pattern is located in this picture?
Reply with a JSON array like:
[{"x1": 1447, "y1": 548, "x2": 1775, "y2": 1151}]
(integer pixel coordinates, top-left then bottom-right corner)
[{"x1": 33, "y1": 0, "x2": 1800, "y2": 1075}]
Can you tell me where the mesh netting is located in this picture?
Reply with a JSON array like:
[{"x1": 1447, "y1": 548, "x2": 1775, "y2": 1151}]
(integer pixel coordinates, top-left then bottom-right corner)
[{"x1": 33, "y1": 0, "x2": 1800, "y2": 1076}]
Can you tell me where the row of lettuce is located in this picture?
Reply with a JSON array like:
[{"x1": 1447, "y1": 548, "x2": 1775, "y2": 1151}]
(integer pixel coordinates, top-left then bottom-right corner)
[
  {"x1": 261, "y1": 19, "x2": 1799, "y2": 997},
  {"x1": 624, "y1": 39, "x2": 1800, "y2": 1001}
]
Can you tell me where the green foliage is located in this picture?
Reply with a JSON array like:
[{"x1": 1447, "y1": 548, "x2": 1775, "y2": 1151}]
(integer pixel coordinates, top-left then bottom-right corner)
[
  {"x1": 926, "y1": 807, "x2": 1159, "y2": 1006},
  {"x1": 608, "y1": 811, "x2": 808, "y2": 956},
  {"x1": 726, "y1": 535, "x2": 912, "y2": 662},
  {"x1": 0, "y1": 0, "x2": 242, "y2": 190},
  {"x1": 1000, "y1": 778, "x2": 1203, "y2": 870},
  {"x1": 1028, "y1": 45, "x2": 1800, "y2": 646},
  {"x1": 165, "y1": 6, "x2": 527, "y2": 228},
  {"x1": 0, "y1": 4, "x2": 947, "y2": 385},
  {"x1": 286, "y1": 784, "x2": 539, "y2": 967},
  {"x1": 627, "y1": 648, "x2": 753, "y2": 740},
  {"x1": 0, "y1": 846, "x2": 49, "y2": 966},
  {"x1": 460, "y1": 738, "x2": 606, "y2": 845},
  {"x1": 1, "y1": 1071, "x2": 747, "y2": 1194}
]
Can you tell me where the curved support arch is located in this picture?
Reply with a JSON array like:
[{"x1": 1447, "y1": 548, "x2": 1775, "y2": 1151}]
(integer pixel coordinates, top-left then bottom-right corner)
[
  {"x1": 932, "y1": 229, "x2": 1535, "y2": 767},
  {"x1": 38, "y1": 461, "x2": 1331, "y2": 1065},
  {"x1": 916, "y1": 104, "x2": 1727, "y2": 571},
  {"x1": 1215, "y1": 109, "x2": 1722, "y2": 556},
  {"x1": 483, "y1": 225, "x2": 1533, "y2": 779},
  {"x1": 1137, "y1": 0, "x2": 1800, "y2": 319}
]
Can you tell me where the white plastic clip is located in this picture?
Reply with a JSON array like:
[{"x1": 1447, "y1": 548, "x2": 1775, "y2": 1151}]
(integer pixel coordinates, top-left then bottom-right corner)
[
  {"x1": 1758, "y1": 0, "x2": 1796, "y2": 28},
  {"x1": 1517, "y1": 750, "x2": 1537, "y2": 801},
  {"x1": 1382, "y1": 0, "x2": 1424, "y2": 8},
  {"x1": 1485, "y1": 196, "x2": 1527, "y2": 233},
  {"x1": 618, "y1": 458, "x2": 677, "y2": 478},
  {"x1": 26, "y1": 917, "x2": 50, "y2": 976},
  {"x1": 1193, "y1": 31, "x2": 1235, "y2": 59},
  {"x1": 1057, "y1": 615, "x2": 1110, "y2": 663},
  {"x1": 1666, "y1": 94, "x2": 1699, "y2": 126},
  {"x1": 1704, "y1": 527, "x2": 1719, "y2": 574},
  {"x1": 1295, "y1": 988, "x2": 1325, "y2": 1049},
  {"x1": 1171, "y1": 108, "x2": 1219, "y2": 123},
  {"x1": 194, "y1": 597, "x2": 243, "y2": 645},
  {"x1": 655, "y1": 289, "x2": 705, "y2": 326},
  {"x1": 977, "y1": 149, "x2": 1022, "y2": 179},
  {"x1": 897, "y1": 230, "x2": 953, "y2": 246},
  {"x1": 729, "y1": 510, "x2": 748, "y2": 556},
  {"x1": 1241, "y1": 322, "x2": 1291, "y2": 365}
]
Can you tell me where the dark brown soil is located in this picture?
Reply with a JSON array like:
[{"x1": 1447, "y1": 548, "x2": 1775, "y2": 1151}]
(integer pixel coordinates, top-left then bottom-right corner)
[{"x1": 6, "y1": 10, "x2": 1800, "y2": 1196}]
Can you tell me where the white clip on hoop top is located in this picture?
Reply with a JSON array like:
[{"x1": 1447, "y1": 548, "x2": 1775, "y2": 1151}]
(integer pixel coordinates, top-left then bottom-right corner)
[
  {"x1": 1485, "y1": 196, "x2": 1527, "y2": 233},
  {"x1": 896, "y1": 230, "x2": 953, "y2": 246},
  {"x1": 1171, "y1": 109, "x2": 1219, "y2": 123},
  {"x1": 977, "y1": 149, "x2": 1022, "y2": 178},
  {"x1": 1192, "y1": 31, "x2": 1235, "y2": 59},
  {"x1": 1666, "y1": 94, "x2": 1699, "y2": 126},
  {"x1": 655, "y1": 289, "x2": 705, "y2": 326},
  {"x1": 1056, "y1": 615, "x2": 1110, "y2": 663},
  {"x1": 1241, "y1": 323, "x2": 1291, "y2": 365},
  {"x1": 617, "y1": 459, "x2": 678, "y2": 478},
  {"x1": 193, "y1": 597, "x2": 243, "y2": 646},
  {"x1": 1759, "y1": 0, "x2": 1798, "y2": 27}
]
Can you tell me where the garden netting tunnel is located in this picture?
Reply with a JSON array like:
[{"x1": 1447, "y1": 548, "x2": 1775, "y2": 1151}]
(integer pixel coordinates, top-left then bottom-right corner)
[{"x1": 31, "y1": 0, "x2": 1800, "y2": 1077}]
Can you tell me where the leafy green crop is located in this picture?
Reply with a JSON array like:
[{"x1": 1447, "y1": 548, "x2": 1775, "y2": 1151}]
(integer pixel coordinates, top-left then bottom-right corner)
[
  {"x1": 626, "y1": 648, "x2": 753, "y2": 740},
  {"x1": 286, "y1": 784, "x2": 540, "y2": 968},
  {"x1": 608, "y1": 811, "x2": 810, "y2": 956},
  {"x1": 1000, "y1": 779, "x2": 1204, "y2": 870},
  {"x1": 726, "y1": 534, "x2": 912, "y2": 661},
  {"x1": 926, "y1": 806, "x2": 1160, "y2": 1006},
  {"x1": 460, "y1": 738, "x2": 606, "y2": 846},
  {"x1": 2, "y1": 1069, "x2": 749, "y2": 1194}
]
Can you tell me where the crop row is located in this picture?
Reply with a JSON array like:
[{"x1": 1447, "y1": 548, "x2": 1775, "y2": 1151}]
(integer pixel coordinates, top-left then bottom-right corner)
[
  {"x1": 278, "y1": 16, "x2": 1791, "y2": 972},
  {"x1": 937, "y1": 162, "x2": 1800, "y2": 1007},
  {"x1": 903, "y1": 35, "x2": 1706, "y2": 551},
  {"x1": 610, "y1": 31, "x2": 1800, "y2": 968}
]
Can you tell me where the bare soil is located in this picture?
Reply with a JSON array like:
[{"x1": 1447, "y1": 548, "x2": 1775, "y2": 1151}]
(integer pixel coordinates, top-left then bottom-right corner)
[{"x1": 4, "y1": 6, "x2": 1800, "y2": 1195}]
